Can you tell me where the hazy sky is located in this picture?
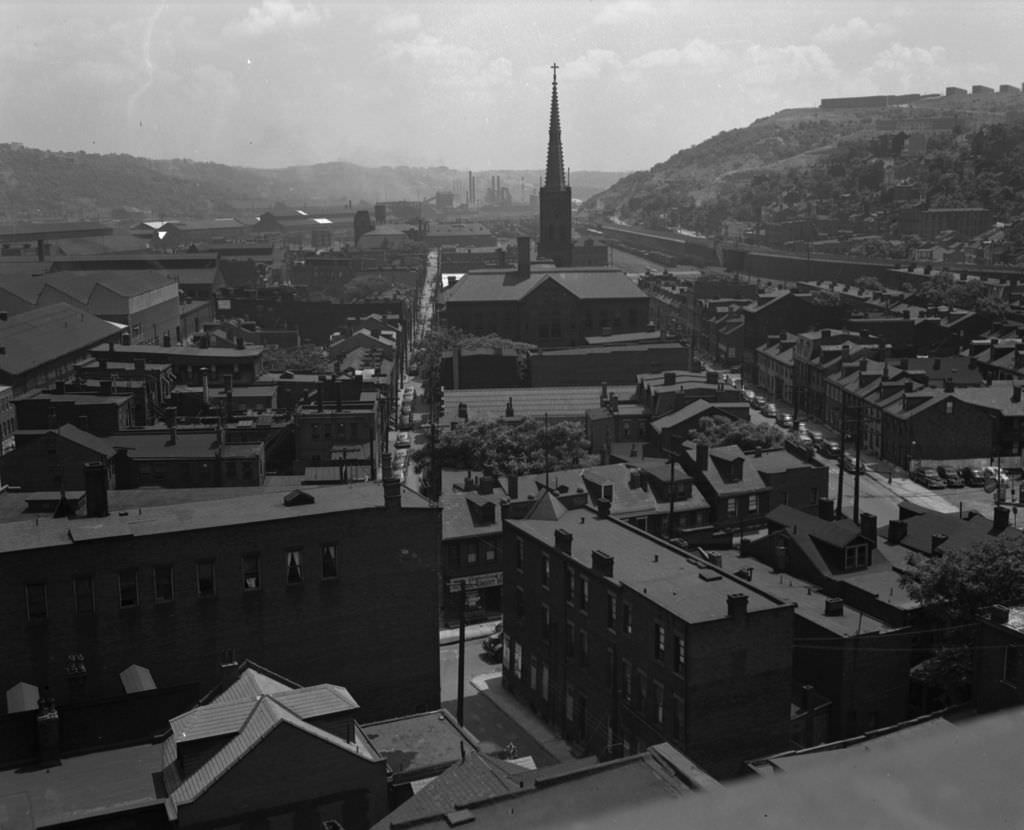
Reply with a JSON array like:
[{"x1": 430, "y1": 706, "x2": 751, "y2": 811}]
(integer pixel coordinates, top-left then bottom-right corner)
[{"x1": 3, "y1": 0, "x2": 1022, "y2": 173}]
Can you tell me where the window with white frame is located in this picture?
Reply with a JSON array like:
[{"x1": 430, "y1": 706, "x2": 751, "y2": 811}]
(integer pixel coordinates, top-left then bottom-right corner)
[{"x1": 286, "y1": 549, "x2": 303, "y2": 584}]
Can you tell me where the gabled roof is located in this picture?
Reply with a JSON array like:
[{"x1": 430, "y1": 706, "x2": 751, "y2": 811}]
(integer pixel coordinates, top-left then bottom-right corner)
[
  {"x1": 523, "y1": 488, "x2": 568, "y2": 521},
  {"x1": 444, "y1": 267, "x2": 646, "y2": 304},
  {"x1": 166, "y1": 695, "x2": 378, "y2": 817},
  {"x1": 0, "y1": 303, "x2": 120, "y2": 378},
  {"x1": 650, "y1": 400, "x2": 748, "y2": 433},
  {"x1": 54, "y1": 423, "x2": 116, "y2": 457}
]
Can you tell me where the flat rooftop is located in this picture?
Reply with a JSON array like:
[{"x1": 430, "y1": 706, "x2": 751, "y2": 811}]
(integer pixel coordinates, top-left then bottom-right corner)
[
  {"x1": 508, "y1": 505, "x2": 785, "y2": 624},
  {"x1": 363, "y1": 710, "x2": 475, "y2": 783}
]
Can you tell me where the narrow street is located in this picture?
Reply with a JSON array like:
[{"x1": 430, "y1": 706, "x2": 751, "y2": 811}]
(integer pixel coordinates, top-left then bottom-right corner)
[{"x1": 439, "y1": 641, "x2": 558, "y2": 766}]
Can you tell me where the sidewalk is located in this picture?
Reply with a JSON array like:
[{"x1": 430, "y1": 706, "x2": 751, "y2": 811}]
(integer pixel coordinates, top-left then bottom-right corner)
[
  {"x1": 470, "y1": 672, "x2": 577, "y2": 764},
  {"x1": 439, "y1": 620, "x2": 499, "y2": 646}
]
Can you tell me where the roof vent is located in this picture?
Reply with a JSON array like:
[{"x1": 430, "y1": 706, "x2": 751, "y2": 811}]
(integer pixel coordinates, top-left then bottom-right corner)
[
  {"x1": 283, "y1": 489, "x2": 315, "y2": 506},
  {"x1": 445, "y1": 809, "x2": 475, "y2": 827}
]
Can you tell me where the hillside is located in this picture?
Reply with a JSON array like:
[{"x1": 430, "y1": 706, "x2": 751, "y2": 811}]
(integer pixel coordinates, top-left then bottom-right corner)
[
  {"x1": 583, "y1": 92, "x2": 1024, "y2": 237},
  {"x1": 0, "y1": 143, "x2": 623, "y2": 221}
]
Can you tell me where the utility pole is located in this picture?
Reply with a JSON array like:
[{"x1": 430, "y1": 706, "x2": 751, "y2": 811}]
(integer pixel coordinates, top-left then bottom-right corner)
[
  {"x1": 836, "y1": 398, "x2": 846, "y2": 519},
  {"x1": 456, "y1": 586, "x2": 466, "y2": 726},
  {"x1": 852, "y1": 405, "x2": 863, "y2": 523}
]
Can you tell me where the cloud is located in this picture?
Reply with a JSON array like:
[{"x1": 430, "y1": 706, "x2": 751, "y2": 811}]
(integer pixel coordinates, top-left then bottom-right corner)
[
  {"x1": 593, "y1": 0, "x2": 655, "y2": 26},
  {"x1": 374, "y1": 11, "x2": 420, "y2": 34},
  {"x1": 561, "y1": 49, "x2": 622, "y2": 81},
  {"x1": 737, "y1": 43, "x2": 837, "y2": 87},
  {"x1": 225, "y1": 1, "x2": 324, "y2": 38},
  {"x1": 814, "y1": 16, "x2": 893, "y2": 44}
]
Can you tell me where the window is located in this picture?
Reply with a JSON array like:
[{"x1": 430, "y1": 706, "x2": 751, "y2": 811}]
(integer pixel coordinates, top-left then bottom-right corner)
[
  {"x1": 673, "y1": 634, "x2": 686, "y2": 673},
  {"x1": 154, "y1": 566, "x2": 174, "y2": 603},
  {"x1": 844, "y1": 544, "x2": 869, "y2": 570},
  {"x1": 529, "y1": 656, "x2": 538, "y2": 691},
  {"x1": 321, "y1": 543, "x2": 338, "y2": 579},
  {"x1": 564, "y1": 565, "x2": 575, "y2": 605},
  {"x1": 623, "y1": 601, "x2": 632, "y2": 635},
  {"x1": 286, "y1": 549, "x2": 303, "y2": 584},
  {"x1": 726, "y1": 498, "x2": 737, "y2": 516},
  {"x1": 119, "y1": 570, "x2": 139, "y2": 608},
  {"x1": 540, "y1": 662, "x2": 550, "y2": 700},
  {"x1": 542, "y1": 603, "x2": 551, "y2": 641},
  {"x1": 654, "y1": 682, "x2": 664, "y2": 725},
  {"x1": 579, "y1": 630, "x2": 589, "y2": 666},
  {"x1": 515, "y1": 537, "x2": 524, "y2": 571},
  {"x1": 747, "y1": 494, "x2": 759, "y2": 513},
  {"x1": 1004, "y1": 646, "x2": 1019, "y2": 686},
  {"x1": 74, "y1": 576, "x2": 94, "y2": 614},
  {"x1": 515, "y1": 587, "x2": 525, "y2": 618},
  {"x1": 26, "y1": 583, "x2": 47, "y2": 620},
  {"x1": 636, "y1": 670, "x2": 647, "y2": 712},
  {"x1": 606, "y1": 593, "x2": 617, "y2": 629},
  {"x1": 622, "y1": 658, "x2": 632, "y2": 702},
  {"x1": 566, "y1": 621, "x2": 576, "y2": 657},
  {"x1": 242, "y1": 554, "x2": 260, "y2": 590},
  {"x1": 809, "y1": 487, "x2": 819, "y2": 506},
  {"x1": 654, "y1": 623, "x2": 665, "y2": 661},
  {"x1": 484, "y1": 547, "x2": 496, "y2": 562},
  {"x1": 467, "y1": 548, "x2": 478, "y2": 565},
  {"x1": 541, "y1": 553, "x2": 550, "y2": 587},
  {"x1": 579, "y1": 578, "x2": 589, "y2": 612},
  {"x1": 196, "y1": 561, "x2": 216, "y2": 598}
]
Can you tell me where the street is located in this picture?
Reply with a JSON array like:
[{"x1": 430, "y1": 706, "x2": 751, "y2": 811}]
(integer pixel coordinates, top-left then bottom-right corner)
[{"x1": 439, "y1": 641, "x2": 558, "y2": 766}]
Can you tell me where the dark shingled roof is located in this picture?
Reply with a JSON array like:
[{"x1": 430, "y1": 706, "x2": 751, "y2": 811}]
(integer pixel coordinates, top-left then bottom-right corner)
[{"x1": 0, "y1": 303, "x2": 120, "y2": 377}]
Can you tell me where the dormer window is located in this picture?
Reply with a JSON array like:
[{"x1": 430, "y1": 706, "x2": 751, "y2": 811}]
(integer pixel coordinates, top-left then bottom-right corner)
[{"x1": 844, "y1": 543, "x2": 869, "y2": 570}]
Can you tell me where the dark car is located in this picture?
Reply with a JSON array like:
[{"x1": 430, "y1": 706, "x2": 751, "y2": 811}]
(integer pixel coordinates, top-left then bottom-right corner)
[
  {"x1": 482, "y1": 622, "x2": 503, "y2": 660},
  {"x1": 936, "y1": 466, "x2": 964, "y2": 487},
  {"x1": 820, "y1": 440, "x2": 842, "y2": 459},
  {"x1": 960, "y1": 467, "x2": 985, "y2": 486},
  {"x1": 912, "y1": 467, "x2": 946, "y2": 489}
]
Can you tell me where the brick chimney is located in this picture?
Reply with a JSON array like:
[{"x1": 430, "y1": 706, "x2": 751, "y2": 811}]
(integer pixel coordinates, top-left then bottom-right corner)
[
  {"x1": 592, "y1": 550, "x2": 614, "y2": 577},
  {"x1": 597, "y1": 498, "x2": 611, "y2": 518},
  {"x1": 818, "y1": 497, "x2": 834, "y2": 521},
  {"x1": 554, "y1": 528, "x2": 573, "y2": 553},
  {"x1": 726, "y1": 593, "x2": 748, "y2": 618},
  {"x1": 859, "y1": 511, "x2": 877, "y2": 544}
]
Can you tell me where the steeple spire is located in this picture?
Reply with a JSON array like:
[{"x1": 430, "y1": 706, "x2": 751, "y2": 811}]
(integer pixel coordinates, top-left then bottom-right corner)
[{"x1": 544, "y1": 63, "x2": 566, "y2": 191}]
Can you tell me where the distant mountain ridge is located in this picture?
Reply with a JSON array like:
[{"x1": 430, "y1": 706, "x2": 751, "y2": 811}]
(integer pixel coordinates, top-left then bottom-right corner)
[
  {"x1": 0, "y1": 143, "x2": 625, "y2": 222},
  {"x1": 583, "y1": 91, "x2": 1024, "y2": 233}
]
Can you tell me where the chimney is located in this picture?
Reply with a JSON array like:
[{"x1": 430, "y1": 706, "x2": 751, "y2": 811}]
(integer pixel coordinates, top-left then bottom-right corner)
[
  {"x1": 994, "y1": 505, "x2": 1010, "y2": 532},
  {"x1": 817, "y1": 497, "x2": 835, "y2": 521},
  {"x1": 592, "y1": 550, "x2": 614, "y2": 577},
  {"x1": 933, "y1": 357, "x2": 941, "y2": 370},
  {"x1": 859, "y1": 358, "x2": 868, "y2": 371},
  {"x1": 990, "y1": 605, "x2": 1011, "y2": 624},
  {"x1": 99, "y1": 380, "x2": 112, "y2": 396},
  {"x1": 887, "y1": 519, "x2": 908, "y2": 544},
  {"x1": 201, "y1": 367, "x2": 210, "y2": 405},
  {"x1": 1013, "y1": 385, "x2": 1023, "y2": 404},
  {"x1": 165, "y1": 405, "x2": 177, "y2": 445},
  {"x1": 705, "y1": 370, "x2": 718, "y2": 385},
  {"x1": 696, "y1": 443, "x2": 709, "y2": 471},
  {"x1": 859, "y1": 511, "x2": 877, "y2": 545},
  {"x1": 597, "y1": 498, "x2": 611, "y2": 518},
  {"x1": 944, "y1": 379, "x2": 954, "y2": 394},
  {"x1": 0, "y1": 310, "x2": 7, "y2": 321},
  {"x1": 663, "y1": 371, "x2": 676, "y2": 386},
  {"x1": 478, "y1": 477, "x2": 494, "y2": 495},
  {"x1": 317, "y1": 375, "x2": 326, "y2": 411},
  {"x1": 83, "y1": 461, "x2": 109, "y2": 518},
  {"x1": 506, "y1": 475, "x2": 518, "y2": 499},
  {"x1": 162, "y1": 332, "x2": 171, "y2": 347},
  {"x1": 726, "y1": 593, "x2": 748, "y2": 618},
  {"x1": 824, "y1": 597, "x2": 844, "y2": 616},
  {"x1": 554, "y1": 528, "x2": 573, "y2": 553},
  {"x1": 54, "y1": 380, "x2": 65, "y2": 395},
  {"x1": 517, "y1": 237, "x2": 530, "y2": 280},
  {"x1": 383, "y1": 475, "x2": 402, "y2": 509},
  {"x1": 600, "y1": 381, "x2": 609, "y2": 405},
  {"x1": 235, "y1": 336, "x2": 245, "y2": 350},
  {"x1": 134, "y1": 358, "x2": 146, "y2": 374}
]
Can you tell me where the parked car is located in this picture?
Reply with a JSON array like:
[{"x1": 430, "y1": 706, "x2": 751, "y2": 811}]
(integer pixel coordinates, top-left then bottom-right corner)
[
  {"x1": 960, "y1": 467, "x2": 986, "y2": 486},
  {"x1": 982, "y1": 466, "x2": 1010, "y2": 486},
  {"x1": 395, "y1": 432, "x2": 411, "y2": 449},
  {"x1": 752, "y1": 395, "x2": 767, "y2": 411},
  {"x1": 912, "y1": 467, "x2": 946, "y2": 489},
  {"x1": 820, "y1": 440, "x2": 842, "y2": 459},
  {"x1": 842, "y1": 454, "x2": 866, "y2": 474},
  {"x1": 742, "y1": 389, "x2": 756, "y2": 403},
  {"x1": 808, "y1": 430, "x2": 824, "y2": 448},
  {"x1": 936, "y1": 466, "x2": 964, "y2": 487},
  {"x1": 763, "y1": 403, "x2": 778, "y2": 418},
  {"x1": 778, "y1": 413, "x2": 794, "y2": 429}
]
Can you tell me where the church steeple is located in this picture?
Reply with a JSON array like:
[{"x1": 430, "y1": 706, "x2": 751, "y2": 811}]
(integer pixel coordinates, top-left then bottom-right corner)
[
  {"x1": 545, "y1": 63, "x2": 566, "y2": 191},
  {"x1": 538, "y1": 61, "x2": 573, "y2": 268}
]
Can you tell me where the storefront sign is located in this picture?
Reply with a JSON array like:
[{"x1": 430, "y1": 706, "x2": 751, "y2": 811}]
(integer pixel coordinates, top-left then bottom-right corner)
[{"x1": 448, "y1": 572, "x2": 503, "y2": 592}]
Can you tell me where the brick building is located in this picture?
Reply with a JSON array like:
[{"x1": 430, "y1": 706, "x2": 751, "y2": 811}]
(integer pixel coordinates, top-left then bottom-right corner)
[
  {"x1": 0, "y1": 478, "x2": 440, "y2": 722},
  {"x1": 0, "y1": 424, "x2": 116, "y2": 491},
  {"x1": 500, "y1": 494, "x2": 793, "y2": 777}
]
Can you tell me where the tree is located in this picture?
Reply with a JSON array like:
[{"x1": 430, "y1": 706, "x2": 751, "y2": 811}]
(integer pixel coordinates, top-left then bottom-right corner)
[
  {"x1": 689, "y1": 415, "x2": 787, "y2": 450},
  {"x1": 411, "y1": 417, "x2": 600, "y2": 487},
  {"x1": 900, "y1": 539, "x2": 1024, "y2": 701},
  {"x1": 263, "y1": 344, "x2": 331, "y2": 374},
  {"x1": 412, "y1": 326, "x2": 532, "y2": 400}
]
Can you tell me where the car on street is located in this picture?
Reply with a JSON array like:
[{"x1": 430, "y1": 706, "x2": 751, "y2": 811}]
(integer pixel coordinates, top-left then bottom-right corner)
[
  {"x1": 808, "y1": 430, "x2": 824, "y2": 448},
  {"x1": 752, "y1": 395, "x2": 767, "y2": 411},
  {"x1": 936, "y1": 466, "x2": 964, "y2": 487},
  {"x1": 763, "y1": 403, "x2": 778, "y2": 418},
  {"x1": 482, "y1": 622, "x2": 503, "y2": 660},
  {"x1": 742, "y1": 389, "x2": 756, "y2": 403},
  {"x1": 820, "y1": 440, "x2": 842, "y2": 459},
  {"x1": 982, "y1": 466, "x2": 1010, "y2": 486},
  {"x1": 960, "y1": 467, "x2": 986, "y2": 486},
  {"x1": 911, "y1": 467, "x2": 946, "y2": 489},
  {"x1": 395, "y1": 432, "x2": 411, "y2": 449},
  {"x1": 842, "y1": 454, "x2": 866, "y2": 474},
  {"x1": 778, "y1": 413, "x2": 794, "y2": 429}
]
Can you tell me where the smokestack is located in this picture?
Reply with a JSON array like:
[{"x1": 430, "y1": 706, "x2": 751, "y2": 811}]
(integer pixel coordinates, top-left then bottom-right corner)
[
  {"x1": 517, "y1": 237, "x2": 530, "y2": 280},
  {"x1": 83, "y1": 461, "x2": 109, "y2": 517}
]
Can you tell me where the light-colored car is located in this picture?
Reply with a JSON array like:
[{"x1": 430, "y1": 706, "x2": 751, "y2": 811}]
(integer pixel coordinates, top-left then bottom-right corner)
[
  {"x1": 395, "y1": 432, "x2": 411, "y2": 449},
  {"x1": 763, "y1": 403, "x2": 778, "y2": 418}
]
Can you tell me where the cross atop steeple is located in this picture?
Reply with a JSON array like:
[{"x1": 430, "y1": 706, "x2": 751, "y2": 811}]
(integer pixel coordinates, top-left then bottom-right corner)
[{"x1": 544, "y1": 61, "x2": 566, "y2": 190}]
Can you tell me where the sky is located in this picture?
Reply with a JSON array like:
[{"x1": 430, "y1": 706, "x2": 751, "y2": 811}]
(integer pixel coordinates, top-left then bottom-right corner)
[{"x1": 2, "y1": 0, "x2": 1023, "y2": 174}]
